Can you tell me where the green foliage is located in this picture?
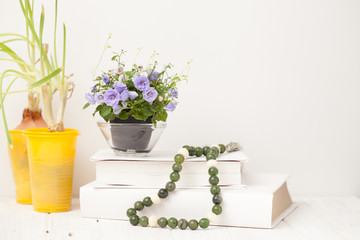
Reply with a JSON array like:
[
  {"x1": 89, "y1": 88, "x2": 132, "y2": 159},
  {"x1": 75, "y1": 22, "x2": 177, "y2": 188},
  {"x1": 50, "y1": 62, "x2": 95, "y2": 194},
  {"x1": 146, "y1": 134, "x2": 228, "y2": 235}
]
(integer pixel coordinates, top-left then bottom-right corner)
[
  {"x1": 0, "y1": 0, "x2": 70, "y2": 145},
  {"x1": 29, "y1": 67, "x2": 63, "y2": 88},
  {"x1": 83, "y1": 102, "x2": 90, "y2": 109}
]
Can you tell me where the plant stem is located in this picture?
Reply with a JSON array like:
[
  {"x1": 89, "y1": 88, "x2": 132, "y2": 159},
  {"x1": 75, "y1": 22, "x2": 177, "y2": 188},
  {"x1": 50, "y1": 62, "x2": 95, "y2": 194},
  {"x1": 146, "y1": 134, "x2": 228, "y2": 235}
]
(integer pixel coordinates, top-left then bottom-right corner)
[
  {"x1": 41, "y1": 84, "x2": 55, "y2": 128},
  {"x1": 55, "y1": 87, "x2": 67, "y2": 132},
  {"x1": 27, "y1": 91, "x2": 40, "y2": 112},
  {"x1": 0, "y1": 71, "x2": 13, "y2": 146},
  {"x1": 1, "y1": 77, "x2": 18, "y2": 103},
  {"x1": 54, "y1": 0, "x2": 59, "y2": 69},
  {"x1": 93, "y1": 34, "x2": 111, "y2": 80},
  {"x1": 132, "y1": 47, "x2": 143, "y2": 66},
  {"x1": 4, "y1": 89, "x2": 31, "y2": 95}
]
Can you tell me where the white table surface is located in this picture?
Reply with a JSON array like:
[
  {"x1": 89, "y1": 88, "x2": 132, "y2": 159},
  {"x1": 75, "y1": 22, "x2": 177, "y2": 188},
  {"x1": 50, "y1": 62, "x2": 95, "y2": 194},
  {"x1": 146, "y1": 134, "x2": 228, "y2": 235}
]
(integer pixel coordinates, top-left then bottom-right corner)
[{"x1": 0, "y1": 197, "x2": 359, "y2": 240}]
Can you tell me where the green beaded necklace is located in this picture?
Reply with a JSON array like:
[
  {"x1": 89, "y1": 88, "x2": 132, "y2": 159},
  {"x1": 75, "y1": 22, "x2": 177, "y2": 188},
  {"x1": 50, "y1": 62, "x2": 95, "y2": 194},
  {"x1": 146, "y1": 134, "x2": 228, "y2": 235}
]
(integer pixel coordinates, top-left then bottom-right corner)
[{"x1": 126, "y1": 142, "x2": 240, "y2": 230}]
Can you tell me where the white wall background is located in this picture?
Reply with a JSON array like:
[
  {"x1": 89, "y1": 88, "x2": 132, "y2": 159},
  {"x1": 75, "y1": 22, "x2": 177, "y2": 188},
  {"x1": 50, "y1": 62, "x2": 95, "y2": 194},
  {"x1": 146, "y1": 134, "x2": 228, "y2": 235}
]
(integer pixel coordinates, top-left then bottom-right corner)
[{"x1": 0, "y1": 0, "x2": 359, "y2": 198}]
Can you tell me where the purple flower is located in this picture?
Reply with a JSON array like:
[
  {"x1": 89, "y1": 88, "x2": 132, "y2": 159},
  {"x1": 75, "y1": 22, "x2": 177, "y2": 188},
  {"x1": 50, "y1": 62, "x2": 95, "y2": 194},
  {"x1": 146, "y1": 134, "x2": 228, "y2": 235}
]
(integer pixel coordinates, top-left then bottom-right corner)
[
  {"x1": 113, "y1": 81, "x2": 127, "y2": 93},
  {"x1": 128, "y1": 91, "x2": 138, "y2": 100},
  {"x1": 112, "y1": 104, "x2": 122, "y2": 115},
  {"x1": 119, "y1": 90, "x2": 129, "y2": 101},
  {"x1": 164, "y1": 102, "x2": 177, "y2": 112},
  {"x1": 85, "y1": 93, "x2": 96, "y2": 105},
  {"x1": 122, "y1": 101, "x2": 128, "y2": 107},
  {"x1": 143, "y1": 87, "x2": 158, "y2": 104},
  {"x1": 168, "y1": 89, "x2": 178, "y2": 98},
  {"x1": 148, "y1": 70, "x2": 159, "y2": 81},
  {"x1": 91, "y1": 85, "x2": 98, "y2": 93},
  {"x1": 104, "y1": 89, "x2": 121, "y2": 107},
  {"x1": 102, "y1": 74, "x2": 110, "y2": 85},
  {"x1": 133, "y1": 75, "x2": 150, "y2": 91},
  {"x1": 95, "y1": 92, "x2": 105, "y2": 104},
  {"x1": 117, "y1": 67, "x2": 124, "y2": 75}
]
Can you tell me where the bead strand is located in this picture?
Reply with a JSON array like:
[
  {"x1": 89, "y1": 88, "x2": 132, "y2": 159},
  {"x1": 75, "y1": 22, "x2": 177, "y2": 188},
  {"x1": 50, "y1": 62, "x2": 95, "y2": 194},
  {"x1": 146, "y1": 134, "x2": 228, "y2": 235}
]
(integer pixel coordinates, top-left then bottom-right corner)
[{"x1": 126, "y1": 143, "x2": 227, "y2": 230}]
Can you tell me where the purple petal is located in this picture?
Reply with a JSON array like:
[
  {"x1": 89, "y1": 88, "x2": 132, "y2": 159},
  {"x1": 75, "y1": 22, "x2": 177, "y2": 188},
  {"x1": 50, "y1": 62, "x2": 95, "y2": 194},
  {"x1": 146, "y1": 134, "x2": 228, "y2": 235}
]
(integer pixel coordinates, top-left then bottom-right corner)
[
  {"x1": 143, "y1": 87, "x2": 158, "y2": 104},
  {"x1": 128, "y1": 91, "x2": 138, "y2": 100}
]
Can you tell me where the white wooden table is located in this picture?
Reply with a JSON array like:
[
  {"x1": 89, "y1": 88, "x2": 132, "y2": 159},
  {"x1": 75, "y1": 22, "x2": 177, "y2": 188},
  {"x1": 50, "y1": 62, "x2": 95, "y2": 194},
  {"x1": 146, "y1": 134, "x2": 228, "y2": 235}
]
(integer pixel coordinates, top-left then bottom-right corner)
[{"x1": 0, "y1": 197, "x2": 359, "y2": 240}]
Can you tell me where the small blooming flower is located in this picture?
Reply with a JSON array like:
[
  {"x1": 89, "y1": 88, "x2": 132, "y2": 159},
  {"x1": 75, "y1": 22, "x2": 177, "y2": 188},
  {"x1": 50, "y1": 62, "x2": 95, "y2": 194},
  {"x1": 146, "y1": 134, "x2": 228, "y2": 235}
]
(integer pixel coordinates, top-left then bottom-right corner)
[
  {"x1": 117, "y1": 67, "x2": 124, "y2": 75},
  {"x1": 91, "y1": 85, "x2": 98, "y2": 93},
  {"x1": 102, "y1": 74, "x2": 110, "y2": 85},
  {"x1": 133, "y1": 75, "x2": 150, "y2": 91},
  {"x1": 143, "y1": 87, "x2": 158, "y2": 104},
  {"x1": 168, "y1": 89, "x2": 178, "y2": 98},
  {"x1": 112, "y1": 104, "x2": 122, "y2": 115},
  {"x1": 164, "y1": 102, "x2": 177, "y2": 112},
  {"x1": 148, "y1": 70, "x2": 159, "y2": 81},
  {"x1": 104, "y1": 89, "x2": 120, "y2": 106},
  {"x1": 85, "y1": 93, "x2": 96, "y2": 105},
  {"x1": 122, "y1": 101, "x2": 128, "y2": 107},
  {"x1": 113, "y1": 81, "x2": 127, "y2": 93},
  {"x1": 95, "y1": 92, "x2": 105, "y2": 104},
  {"x1": 119, "y1": 90, "x2": 129, "y2": 101},
  {"x1": 128, "y1": 91, "x2": 138, "y2": 100},
  {"x1": 158, "y1": 96, "x2": 163, "y2": 101}
]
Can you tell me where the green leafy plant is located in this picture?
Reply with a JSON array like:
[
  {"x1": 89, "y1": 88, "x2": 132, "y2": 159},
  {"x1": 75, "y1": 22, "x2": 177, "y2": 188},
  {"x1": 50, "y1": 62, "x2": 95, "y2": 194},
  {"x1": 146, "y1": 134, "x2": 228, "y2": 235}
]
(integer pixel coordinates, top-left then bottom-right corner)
[
  {"x1": 0, "y1": 0, "x2": 73, "y2": 146},
  {"x1": 84, "y1": 49, "x2": 191, "y2": 126}
]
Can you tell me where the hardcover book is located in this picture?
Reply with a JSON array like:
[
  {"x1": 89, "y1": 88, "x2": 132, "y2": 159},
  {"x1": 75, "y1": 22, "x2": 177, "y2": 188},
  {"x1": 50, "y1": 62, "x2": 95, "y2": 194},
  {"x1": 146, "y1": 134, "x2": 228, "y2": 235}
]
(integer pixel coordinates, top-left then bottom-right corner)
[
  {"x1": 91, "y1": 149, "x2": 249, "y2": 187},
  {"x1": 80, "y1": 173, "x2": 295, "y2": 228}
]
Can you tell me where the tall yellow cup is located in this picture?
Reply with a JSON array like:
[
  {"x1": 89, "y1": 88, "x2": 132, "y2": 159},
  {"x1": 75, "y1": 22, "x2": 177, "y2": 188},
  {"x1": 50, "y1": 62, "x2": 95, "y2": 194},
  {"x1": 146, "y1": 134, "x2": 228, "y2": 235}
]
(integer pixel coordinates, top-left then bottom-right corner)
[
  {"x1": 8, "y1": 130, "x2": 32, "y2": 204},
  {"x1": 24, "y1": 128, "x2": 79, "y2": 213}
]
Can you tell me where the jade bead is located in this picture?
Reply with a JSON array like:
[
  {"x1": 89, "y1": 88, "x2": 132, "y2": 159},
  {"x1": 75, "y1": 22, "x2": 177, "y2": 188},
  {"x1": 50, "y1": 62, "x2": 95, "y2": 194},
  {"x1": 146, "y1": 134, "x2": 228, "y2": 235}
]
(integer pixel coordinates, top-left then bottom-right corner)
[
  {"x1": 219, "y1": 144, "x2": 226, "y2": 153},
  {"x1": 206, "y1": 153, "x2": 216, "y2": 161},
  {"x1": 143, "y1": 197, "x2": 153, "y2": 207},
  {"x1": 158, "y1": 188, "x2": 169, "y2": 199},
  {"x1": 158, "y1": 217, "x2": 168, "y2": 228},
  {"x1": 178, "y1": 218, "x2": 188, "y2": 230},
  {"x1": 195, "y1": 147, "x2": 203, "y2": 157},
  {"x1": 172, "y1": 163, "x2": 182, "y2": 172},
  {"x1": 126, "y1": 208, "x2": 137, "y2": 217},
  {"x1": 170, "y1": 172, "x2": 180, "y2": 182},
  {"x1": 129, "y1": 215, "x2": 139, "y2": 226},
  {"x1": 210, "y1": 185, "x2": 221, "y2": 195},
  {"x1": 212, "y1": 204, "x2": 222, "y2": 215},
  {"x1": 212, "y1": 194, "x2": 223, "y2": 204},
  {"x1": 188, "y1": 219, "x2": 198, "y2": 230},
  {"x1": 168, "y1": 217, "x2": 178, "y2": 229},
  {"x1": 203, "y1": 146, "x2": 210, "y2": 156},
  {"x1": 134, "y1": 201, "x2": 144, "y2": 211},
  {"x1": 208, "y1": 167, "x2": 218, "y2": 176},
  {"x1": 165, "y1": 181, "x2": 176, "y2": 192},
  {"x1": 174, "y1": 154, "x2": 185, "y2": 164},
  {"x1": 189, "y1": 146, "x2": 196, "y2": 156},
  {"x1": 139, "y1": 216, "x2": 149, "y2": 227},
  {"x1": 199, "y1": 218, "x2": 209, "y2": 228},
  {"x1": 209, "y1": 148, "x2": 219, "y2": 157},
  {"x1": 209, "y1": 175, "x2": 219, "y2": 185},
  {"x1": 183, "y1": 145, "x2": 191, "y2": 151}
]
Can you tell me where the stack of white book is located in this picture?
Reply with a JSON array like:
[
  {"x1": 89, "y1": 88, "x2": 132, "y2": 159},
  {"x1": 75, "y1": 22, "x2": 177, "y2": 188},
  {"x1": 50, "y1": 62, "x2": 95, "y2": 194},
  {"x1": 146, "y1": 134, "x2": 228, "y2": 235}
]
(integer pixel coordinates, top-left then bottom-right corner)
[
  {"x1": 80, "y1": 149, "x2": 296, "y2": 228},
  {"x1": 90, "y1": 149, "x2": 248, "y2": 188}
]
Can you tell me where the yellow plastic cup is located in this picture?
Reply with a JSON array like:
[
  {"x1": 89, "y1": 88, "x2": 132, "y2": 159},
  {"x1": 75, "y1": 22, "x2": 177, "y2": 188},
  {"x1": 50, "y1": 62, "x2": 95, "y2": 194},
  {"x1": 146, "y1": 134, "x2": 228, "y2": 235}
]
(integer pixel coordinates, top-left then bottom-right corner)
[
  {"x1": 8, "y1": 130, "x2": 32, "y2": 204},
  {"x1": 24, "y1": 128, "x2": 79, "y2": 213}
]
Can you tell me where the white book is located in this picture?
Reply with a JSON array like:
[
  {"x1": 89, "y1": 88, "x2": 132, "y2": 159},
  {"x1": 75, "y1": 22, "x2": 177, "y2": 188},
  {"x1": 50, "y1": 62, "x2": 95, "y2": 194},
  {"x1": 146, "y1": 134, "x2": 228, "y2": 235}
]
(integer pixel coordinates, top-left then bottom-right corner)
[
  {"x1": 91, "y1": 149, "x2": 250, "y2": 162},
  {"x1": 80, "y1": 173, "x2": 296, "y2": 229},
  {"x1": 92, "y1": 149, "x2": 248, "y2": 187}
]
